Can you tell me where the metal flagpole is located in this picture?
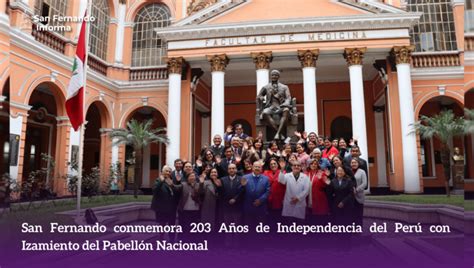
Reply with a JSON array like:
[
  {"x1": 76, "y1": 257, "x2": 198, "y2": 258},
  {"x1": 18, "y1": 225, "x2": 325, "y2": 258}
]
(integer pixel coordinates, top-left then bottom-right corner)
[{"x1": 76, "y1": 0, "x2": 92, "y2": 218}]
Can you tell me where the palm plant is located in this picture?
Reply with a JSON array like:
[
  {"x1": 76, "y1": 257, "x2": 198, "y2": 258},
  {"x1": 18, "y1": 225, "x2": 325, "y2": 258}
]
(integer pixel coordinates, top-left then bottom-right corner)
[
  {"x1": 109, "y1": 119, "x2": 169, "y2": 198},
  {"x1": 465, "y1": 108, "x2": 474, "y2": 134},
  {"x1": 413, "y1": 110, "x2": 465, "y2": 197}
]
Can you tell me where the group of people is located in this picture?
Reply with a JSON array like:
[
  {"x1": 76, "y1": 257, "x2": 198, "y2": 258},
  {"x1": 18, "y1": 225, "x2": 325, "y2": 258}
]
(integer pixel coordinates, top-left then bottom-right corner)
[{"x1": 151, "y1": 124, "x2": 368, "y2": 243}]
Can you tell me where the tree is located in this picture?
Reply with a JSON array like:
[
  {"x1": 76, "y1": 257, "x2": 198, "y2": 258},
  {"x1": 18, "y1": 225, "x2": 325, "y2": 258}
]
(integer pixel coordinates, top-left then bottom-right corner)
[
  {"x1": 413, "y1": 110, "x2": 465, "y2": 197},
  {"x1": 465, "y1": 108, "x2": 474, "y2": 134},
  {"x1": 109, "y1": 119, "x2": 169, "y2": 198}
]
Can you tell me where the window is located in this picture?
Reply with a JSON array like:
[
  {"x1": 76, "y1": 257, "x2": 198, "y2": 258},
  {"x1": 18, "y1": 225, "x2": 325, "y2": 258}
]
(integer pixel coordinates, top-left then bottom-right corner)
[
  {"x1": 132, "y1": 3, "x2": 171, "y2": 67},
  {"x1": 34, "y1": 0, "x2": 68, "y2": 35},
  {"x1": 466, "y1": 0, "x2": 474, "y2": 33},
  {"x1": 408, "y1": 0, "x2": 457, "y2": 51},
  {"x1": 89, "y1": 0, "x2": 110, "y2": 61}
]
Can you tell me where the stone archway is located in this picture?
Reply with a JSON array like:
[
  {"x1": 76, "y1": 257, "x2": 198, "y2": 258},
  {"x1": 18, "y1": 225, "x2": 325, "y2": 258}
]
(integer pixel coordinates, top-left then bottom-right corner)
[
  {"x1": 465, "y1": 89, "x2": 474, "y2": 180},
  {"x1": 418, "y1": 95, "x2": 464, "y2": 193},
  {"x1": 23, "y1": 81, "x2": 67, "y2": 196},
  {"x1": 123, "y1": 106, "x2": 167, "y2": 190},
  {"x1": 0, "y1": 77, "x2": 9, "y2": 176}
]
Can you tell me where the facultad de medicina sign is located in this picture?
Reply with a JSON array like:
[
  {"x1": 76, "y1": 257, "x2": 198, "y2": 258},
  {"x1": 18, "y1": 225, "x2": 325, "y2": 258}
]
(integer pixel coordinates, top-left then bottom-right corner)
[{"x1": 167, "y1": 29, "x2": 408, "y2": 50}]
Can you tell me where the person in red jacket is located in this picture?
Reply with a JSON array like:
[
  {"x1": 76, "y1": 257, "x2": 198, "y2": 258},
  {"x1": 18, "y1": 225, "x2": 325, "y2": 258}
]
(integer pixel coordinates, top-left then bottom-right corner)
[
  {"x1": 264, "y1": 158, "x2": 286, "y2": 227},
  {"x1": 306, "y1": 158, "x2": 330, "y2": 224},
  {"x1": 322, "y1": 137, "x2": 339, "y2": 161}
]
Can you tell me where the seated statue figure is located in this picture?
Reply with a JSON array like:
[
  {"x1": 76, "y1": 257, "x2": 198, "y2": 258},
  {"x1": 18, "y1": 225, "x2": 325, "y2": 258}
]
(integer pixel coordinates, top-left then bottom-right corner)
[{"x1": 256, "y1": 70, "x2": 292, "y2": 140}]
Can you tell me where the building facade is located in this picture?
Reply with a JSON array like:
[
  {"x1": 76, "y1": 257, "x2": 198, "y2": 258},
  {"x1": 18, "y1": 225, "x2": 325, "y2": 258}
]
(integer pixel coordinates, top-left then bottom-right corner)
[{"x1": 0, "y1": 0, "x2": 471, "y2": 195}]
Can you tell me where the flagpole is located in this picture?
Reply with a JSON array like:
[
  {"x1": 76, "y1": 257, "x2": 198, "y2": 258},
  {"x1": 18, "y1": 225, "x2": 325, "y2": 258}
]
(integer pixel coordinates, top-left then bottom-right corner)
[{"x1": 76, "y1": 0, "x2": 91, "y2": 218}]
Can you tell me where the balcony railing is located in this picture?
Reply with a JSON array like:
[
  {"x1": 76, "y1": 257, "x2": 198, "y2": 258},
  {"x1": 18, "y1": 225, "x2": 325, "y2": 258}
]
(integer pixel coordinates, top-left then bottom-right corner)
[
  {"x1": 31, "y1": 22, "x2": 67, "y2": 54},
  {"x1": 412, "y1": 51, "x2": 461, "y2": 68},
  {"x1": 129, "y1": 67, "x2": 168, "y2": 81},
  {"x1": 466, "y1": 34, "x2": 474, "y2": 51},
  {"x1": 87, "y1": 55, "x2": 108, "y2": 76}
]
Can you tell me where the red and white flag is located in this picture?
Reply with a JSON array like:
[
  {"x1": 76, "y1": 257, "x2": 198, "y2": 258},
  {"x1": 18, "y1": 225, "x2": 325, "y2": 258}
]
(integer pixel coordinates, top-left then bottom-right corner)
[{"x1": 66, "y1": 12, "x2": 87, "y2": 131}]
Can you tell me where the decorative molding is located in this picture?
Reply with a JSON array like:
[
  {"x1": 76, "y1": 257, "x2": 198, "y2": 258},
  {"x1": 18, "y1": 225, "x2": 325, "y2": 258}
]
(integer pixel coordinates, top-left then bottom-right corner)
[
  {"x1": 175, "y1": 0, "x2": 246, "y2": 26},
  {"x1": 158, "y1": 13, "x2": 422, "y2": 41},
  {"x1": 50, "y1": 70, "x2": 58, "y2": 82},
  {"x1": 9, "y1": 101, "x2": 32, "y2": 111},
  {"x1": 187, "y1": 0, "x2": 218, "y2": 16},
  {"x1": 167, "y1": 57, "x2": 185, "y2": 74},
  {"x1": 391, "y1": 45, "x2": 415, "y2": 65},
  {"x1": 438, "y1": 85, "x2": 446, "y2": 95},
  {"x1": 250, "y1": 51, "x2": 273, "y2": 70},
  {"x1": 297, "y1": 49, "x2": 320, "y2": 68},
  {"x1": 343, "y1": 47, "x2": 366, "y2": 66},
  {"x1": 207, "y1": 54, "x2": 229, "y2": 72},
  {"x1": 410, "y1": 66, "x2": 464, "y2": 80}
]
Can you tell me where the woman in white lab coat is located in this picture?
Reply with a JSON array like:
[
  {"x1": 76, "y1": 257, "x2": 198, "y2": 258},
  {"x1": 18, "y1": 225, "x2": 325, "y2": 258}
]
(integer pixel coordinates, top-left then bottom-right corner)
[{"x1": 278, "y1": 160, "x2": 310, "y2": 222}]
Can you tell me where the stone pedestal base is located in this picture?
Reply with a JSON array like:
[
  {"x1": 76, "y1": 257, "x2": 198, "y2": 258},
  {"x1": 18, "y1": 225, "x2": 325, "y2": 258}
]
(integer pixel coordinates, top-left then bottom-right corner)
[{"x1": 453, "y1": 161, "x2": 464, "y2": 190}]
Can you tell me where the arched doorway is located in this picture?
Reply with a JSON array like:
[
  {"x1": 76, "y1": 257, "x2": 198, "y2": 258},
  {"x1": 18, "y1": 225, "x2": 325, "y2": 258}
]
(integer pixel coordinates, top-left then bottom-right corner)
[
  {"x1": 124, "y1": 106, "x2": 166, "y2": 191},
  {"x1": 0, "y1": 78, "x2": 9, "y2": 175},
  {"x1": 417, "y1": 96, "x2": 464, "y2": 192},
  {"x1": 24, "y1": 82, "x2": 66, "y2": 196},
  {"x1": 231, "y1": 119, "x2": 252, "y2": 137},
  {"x1": 465, "y1": 89, "x2": 474, "y2": 180},
  {"x1": 83, "y1": 101, "x2": 111, "y2": 178},
  {"x1": 330, "y1": 116, "x2": 352, "y2": 141}
]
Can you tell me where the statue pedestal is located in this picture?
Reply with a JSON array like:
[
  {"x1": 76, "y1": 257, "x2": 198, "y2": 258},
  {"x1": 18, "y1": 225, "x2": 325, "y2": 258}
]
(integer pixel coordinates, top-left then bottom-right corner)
[{"x1": 453, "y1": 160, "x2": 464, "y2": 190}]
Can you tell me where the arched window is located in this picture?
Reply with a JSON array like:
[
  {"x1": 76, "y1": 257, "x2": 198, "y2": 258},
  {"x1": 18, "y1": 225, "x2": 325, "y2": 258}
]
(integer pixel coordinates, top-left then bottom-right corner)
[
  {"x1": 89, "y1": 0, "x2": 110, "y2": 61},
  {"x1": 34, "y1": 0, "x2": 68, "y2": 35},
  {"x1": 408, "y1": 0, "x2": 457, "y2": 51},
  {"x1": 132, "y1": 3, "x2": 171, "y2": 67}
]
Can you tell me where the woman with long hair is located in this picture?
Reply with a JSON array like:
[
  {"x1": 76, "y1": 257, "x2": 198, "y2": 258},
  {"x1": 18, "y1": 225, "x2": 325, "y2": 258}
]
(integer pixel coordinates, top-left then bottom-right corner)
[
  {"x1": 200, "y1": 167, "x2": 222, "y2": 227},
  {"x1": 305, "y1": 158, "x2": 329, "y2": 224}
]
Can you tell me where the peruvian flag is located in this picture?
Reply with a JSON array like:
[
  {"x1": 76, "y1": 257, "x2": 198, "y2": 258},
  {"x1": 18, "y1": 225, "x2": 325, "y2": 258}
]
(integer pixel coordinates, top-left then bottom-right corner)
[{"x1": 66, "y1": 12, "x2": 87, "y2": 131}]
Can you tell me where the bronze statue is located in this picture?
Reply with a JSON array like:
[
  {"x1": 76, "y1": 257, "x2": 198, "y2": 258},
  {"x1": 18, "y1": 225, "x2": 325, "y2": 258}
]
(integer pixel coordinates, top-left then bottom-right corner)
[
  {"x1": 452, "y1": 147, "x2": 464, "y2": 162},
  {"x1": 257, "y1": 70, "x2": 292, "y2": 140}
]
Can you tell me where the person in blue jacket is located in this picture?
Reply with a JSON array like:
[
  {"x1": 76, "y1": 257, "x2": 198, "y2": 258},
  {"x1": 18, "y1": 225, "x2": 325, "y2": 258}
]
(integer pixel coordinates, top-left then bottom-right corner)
[{"x1": 241, "y1": 160, "x2": 270, "y2": 227}]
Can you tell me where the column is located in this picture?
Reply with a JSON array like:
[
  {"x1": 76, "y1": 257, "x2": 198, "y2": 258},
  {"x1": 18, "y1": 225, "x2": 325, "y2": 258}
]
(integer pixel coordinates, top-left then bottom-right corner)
[
  {"x1": 251, "y1": 52, "x2": 272, "y2": 94},
  {"x1": 374, "y1": 106, "x2": 388, "y2": 187},
  {"x1": 166, "y1": 57, "x2": 184, "y2": 167},
  {"x1": 298, "y1": 49, "x2": 319, "y2": 134},
  {"x1": 9, "y1": 114, "x2": 27, "y2": 182},
  {"x1": 68, "y1": 127, "x2": 80, "y2": 175},
  {"x1": 114, "y1": 1, "x2": 126, "y2": 64},
  {"x1": 391, "y1": 45, "x2": 420, "y2": 193},
  {"x1": 207, "y1": 54, "x2": 229, "y2": 140},
  {"x1": 111, "y1": 138, "x2": 119, "y2": 164},
  {"x1": 344, "y1": 48, "x2": 368, "y2": 161}
]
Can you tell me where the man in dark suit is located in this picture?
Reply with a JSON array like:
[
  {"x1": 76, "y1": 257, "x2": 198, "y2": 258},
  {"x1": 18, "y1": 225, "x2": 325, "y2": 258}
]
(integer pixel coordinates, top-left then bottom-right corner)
[
  {"x1": 218, "y1": 163, "x2": 244, "y2": 247},
  {"x1": 210, "y1": 134, "x2": 225, "y2": 157},
  {"x1": 218, "y1": 164, "x2": 244, "y2": 222},
  {"x1": 230, "y1": 137, "x2": 243, "y2": 158},
  {"x1": 217, "y1": 146, "x2": 243, "y2": 177},
  {"x1": 343, "y1": 146, "x2": 368, "y2": 178},
  {"x1": 171, "y1": 158, "x2": 184, "y2": 184}
]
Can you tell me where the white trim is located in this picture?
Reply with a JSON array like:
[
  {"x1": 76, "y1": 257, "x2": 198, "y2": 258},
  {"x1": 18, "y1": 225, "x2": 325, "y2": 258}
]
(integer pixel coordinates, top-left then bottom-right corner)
[
  {"x1": 465, "y1": 52, "x2": 474, "y2": 66},
  {"x1": 410, "y1": 67, "x2": 464, "y2": 80},
  {"x1": 9, "y1": 101, "x2": 32, "y2": 111},
  {"x1": 157, "y1": 13, "x2": 422, "y2": 41},
  {"x1": 173, "y1": 0, "x2": 243, "y2": 26},
  {"x1": 167, "y1": 29, "x2": 409, "y2": 50}
]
